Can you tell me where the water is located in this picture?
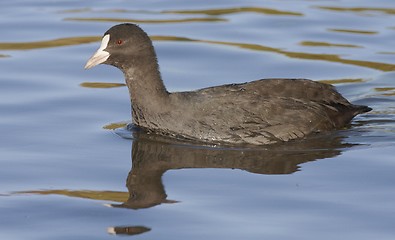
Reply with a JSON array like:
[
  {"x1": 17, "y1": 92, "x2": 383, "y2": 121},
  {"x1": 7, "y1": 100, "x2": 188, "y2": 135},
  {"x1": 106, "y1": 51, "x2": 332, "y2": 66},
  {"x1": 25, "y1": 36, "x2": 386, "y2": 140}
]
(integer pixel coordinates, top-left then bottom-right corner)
[{"x1": 1, "y1": 0, "x2": 395, "y2": 239}]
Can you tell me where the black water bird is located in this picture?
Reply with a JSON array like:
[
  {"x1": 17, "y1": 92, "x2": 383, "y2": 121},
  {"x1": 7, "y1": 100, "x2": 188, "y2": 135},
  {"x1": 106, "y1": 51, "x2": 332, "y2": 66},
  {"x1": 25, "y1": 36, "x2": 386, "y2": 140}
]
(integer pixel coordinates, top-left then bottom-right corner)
[{"x1": 85, "y1": 23, "x2": 371, "y2": 145}]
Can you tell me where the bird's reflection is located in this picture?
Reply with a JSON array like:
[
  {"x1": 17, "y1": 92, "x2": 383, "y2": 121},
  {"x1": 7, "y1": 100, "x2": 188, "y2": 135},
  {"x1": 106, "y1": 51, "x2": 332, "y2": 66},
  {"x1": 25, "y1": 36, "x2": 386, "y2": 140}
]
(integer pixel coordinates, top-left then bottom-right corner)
[
  {"x1": 109, "y1": 130, "x2": 355, "y2": 235},
  {"x1": 15, "y1": 127, "x2": 358, "y2": 236},
  {"x1": 107, "y1": 226, "x2": 151, "y2": 236},
  {"x1": 112, "y1": 131, "x2": 353, "y2": 211}
]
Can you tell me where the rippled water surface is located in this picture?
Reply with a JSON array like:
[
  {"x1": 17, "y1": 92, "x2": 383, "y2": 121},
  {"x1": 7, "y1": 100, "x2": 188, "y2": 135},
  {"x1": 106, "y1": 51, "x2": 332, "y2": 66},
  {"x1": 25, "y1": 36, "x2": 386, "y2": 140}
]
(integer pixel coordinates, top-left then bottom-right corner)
[{"x1": 1, "y1": 0, "x2": 395, "y2": 239}]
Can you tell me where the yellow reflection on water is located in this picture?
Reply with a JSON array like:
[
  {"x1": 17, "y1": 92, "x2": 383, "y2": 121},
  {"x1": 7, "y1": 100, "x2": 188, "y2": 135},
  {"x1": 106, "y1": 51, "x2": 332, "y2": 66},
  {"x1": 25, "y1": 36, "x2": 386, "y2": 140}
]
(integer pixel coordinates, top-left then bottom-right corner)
[
  {"x1": 64, "y1": 17, "x2": 226, "y2": 23},
  {"x1": 58, "y1": 8, "x2": 92, "y2": 13},
  {"x1": 1, "y1": 35, "x2": 394, "y2": 72},
  {"x1": 0, "y1": 36, "x2": 100, "y2": 50},
  {"x1": 103, "y1": 122, "x2": 128, "y2": 130},
  {"x1": 152, "y1": 36, "x2": 395, "y2": 72},
  {"x1": 378, "y1": 52, "x2": 395, "y2": 55},
  {"x1": 300, "y1": 41, "x2": 362, "y2": 48},
  {"x1": 317, "y1": 6, "x2": 395, "y2": 15},
  {"x1": 162, "y1": 7, "x2": 303, "y2": 16},
  {"x1": 375, "y1": 87, "x2": 395, "y2": 96},
  {"x1": 328, "y1": 28, "x2": 378, "y2": 35},
  {"x1": 80, "y1": 82, "x2": 126, "y2": 88},
  {"x1": 58, "y1": 6, "x2": 303, "y2": 16},
  {"x1": 16, "y1": 189, "x2": 128, "y2": 202}
]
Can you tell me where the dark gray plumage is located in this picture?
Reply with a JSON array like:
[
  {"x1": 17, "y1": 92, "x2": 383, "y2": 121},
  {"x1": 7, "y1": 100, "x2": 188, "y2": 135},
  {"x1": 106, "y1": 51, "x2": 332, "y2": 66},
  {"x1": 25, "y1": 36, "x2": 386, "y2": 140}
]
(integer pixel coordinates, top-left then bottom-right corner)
[{"x1": 85, "y1": 23, "x2": 371, "y2": 145}]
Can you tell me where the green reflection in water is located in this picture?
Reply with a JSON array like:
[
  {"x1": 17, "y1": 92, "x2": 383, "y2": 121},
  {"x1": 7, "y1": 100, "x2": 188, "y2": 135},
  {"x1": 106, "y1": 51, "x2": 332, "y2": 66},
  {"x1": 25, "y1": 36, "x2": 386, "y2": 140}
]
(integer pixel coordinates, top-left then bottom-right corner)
[
  {"x1": 58, "y1": 7, "x2": 92, "y2": 13},
  {"x1": 58, "y1": 8, "x2": 156, "y2": 14},
  {"x1": 378, "y1": 52, "x2": 395, "y2": 55},
  {"x1": 103, "y1": 122, "x2": 128, "y2": 130},
  {"x1": 80, "y1": 82, "x2": 126, "y2": 88},
  {"x1": 300, "y1": 41, "x2": 362, "y2": 48},
  {"x1": 0, "y1": 54, "x2": 10, "y2": 58},
  {"x1": 1, "y1": 35, "x2": 394, "y2": 72},
  {"x1": 375, "y1": 87, "x2": 395, "y2": 96},
  {"x1": 328, "y1": 28, "x2": 378, "y2": 35},
  {"x1": 163, "y1": 7, "x2": 303, "y2": 16},
  {"x1": 64, "y1": 17, "x2": 226, "y2": 23},
  {"x1": 0, "y1": 36, "x2": 100, "y2": 50},
  {"x1": 16, "y1": 189, "x2": 128, "y2": 202},
  {"x1": 317, "y1": 6, "x2": 395, "y2": 15},
  {"x1": 59, "y1": 6, "x2": 302, "y2": 16},
  {"x1": 151, "y1": 36, "x2": 395, "y2": 72}
]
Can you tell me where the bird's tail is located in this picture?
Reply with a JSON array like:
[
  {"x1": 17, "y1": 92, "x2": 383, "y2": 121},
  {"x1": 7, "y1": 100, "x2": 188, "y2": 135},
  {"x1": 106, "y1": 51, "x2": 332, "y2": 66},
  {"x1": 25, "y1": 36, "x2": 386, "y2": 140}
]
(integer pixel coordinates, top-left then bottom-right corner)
[{"x1": 353, "y1": 105, "x2": 372, "y2": 115}]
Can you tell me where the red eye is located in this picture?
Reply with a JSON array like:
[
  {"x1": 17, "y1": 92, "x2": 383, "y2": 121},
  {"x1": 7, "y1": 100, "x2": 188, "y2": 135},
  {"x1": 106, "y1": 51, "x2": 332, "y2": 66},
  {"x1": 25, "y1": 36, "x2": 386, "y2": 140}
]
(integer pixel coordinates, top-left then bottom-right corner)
[{"x1": 116, "y1": 39, "x2": 123, "y2": 45}]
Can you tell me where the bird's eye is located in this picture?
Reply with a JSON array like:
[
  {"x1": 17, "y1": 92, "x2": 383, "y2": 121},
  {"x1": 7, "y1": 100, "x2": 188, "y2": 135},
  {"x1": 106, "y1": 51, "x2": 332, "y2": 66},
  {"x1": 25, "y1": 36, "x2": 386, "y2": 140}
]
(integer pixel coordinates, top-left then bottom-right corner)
[{"x1": 116, "y1": 39, "x2": 123, "y2": 45}]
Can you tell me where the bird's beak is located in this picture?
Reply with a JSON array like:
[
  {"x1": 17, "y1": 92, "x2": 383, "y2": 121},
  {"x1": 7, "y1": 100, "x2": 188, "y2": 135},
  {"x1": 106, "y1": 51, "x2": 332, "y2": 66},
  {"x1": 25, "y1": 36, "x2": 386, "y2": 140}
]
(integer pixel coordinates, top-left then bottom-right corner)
[{"x1": 84, "y1": 34, "x2": 111, "y2": 69}]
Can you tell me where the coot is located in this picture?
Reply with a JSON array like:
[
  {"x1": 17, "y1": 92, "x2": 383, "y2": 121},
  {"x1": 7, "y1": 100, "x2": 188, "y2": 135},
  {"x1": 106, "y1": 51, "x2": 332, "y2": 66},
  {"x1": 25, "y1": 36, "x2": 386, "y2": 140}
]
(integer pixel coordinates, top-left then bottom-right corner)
[{"x1": 85, "y1": 23, "x2": 371, "y2": 145}]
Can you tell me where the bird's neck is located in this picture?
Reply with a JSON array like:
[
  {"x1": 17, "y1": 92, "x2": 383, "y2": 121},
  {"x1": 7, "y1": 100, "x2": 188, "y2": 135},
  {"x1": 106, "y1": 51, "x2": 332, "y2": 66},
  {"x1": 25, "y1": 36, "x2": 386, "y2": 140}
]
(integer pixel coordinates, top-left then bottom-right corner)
[{"x1": 121, "y1": 55, "x2": 170, "y2": 127}]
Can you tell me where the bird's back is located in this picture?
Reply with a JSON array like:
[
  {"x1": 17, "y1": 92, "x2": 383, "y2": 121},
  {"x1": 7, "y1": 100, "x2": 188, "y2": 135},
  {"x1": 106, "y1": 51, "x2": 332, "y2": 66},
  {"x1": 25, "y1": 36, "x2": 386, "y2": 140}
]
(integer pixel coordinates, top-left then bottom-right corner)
[{"x1": 166, "y1": 79, "x2": 371, "y2": 144}]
